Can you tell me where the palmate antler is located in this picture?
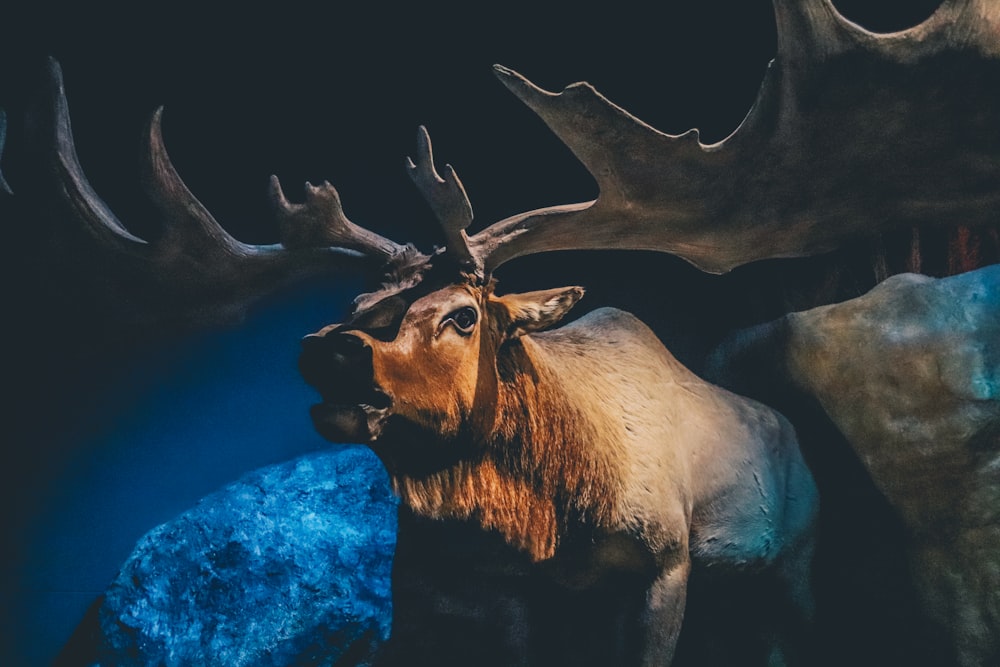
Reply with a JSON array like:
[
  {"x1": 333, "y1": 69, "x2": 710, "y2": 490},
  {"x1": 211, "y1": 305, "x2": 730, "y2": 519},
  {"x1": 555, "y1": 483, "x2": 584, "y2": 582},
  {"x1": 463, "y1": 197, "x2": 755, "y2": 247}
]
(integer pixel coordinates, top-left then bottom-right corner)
[{"x1": 463, "y1": 0, "x2": 1000, "y2": 275}]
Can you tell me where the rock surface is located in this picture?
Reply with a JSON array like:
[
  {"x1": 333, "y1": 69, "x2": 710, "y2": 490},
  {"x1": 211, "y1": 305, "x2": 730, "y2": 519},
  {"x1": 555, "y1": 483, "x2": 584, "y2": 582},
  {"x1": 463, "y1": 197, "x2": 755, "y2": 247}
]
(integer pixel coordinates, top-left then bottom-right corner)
[
  {"x1": 710, "y1": 265, "x2": 1000, "y2": 666},
  {"x1": 98, "y1": 446, "x2": 397, "y2": 666}
]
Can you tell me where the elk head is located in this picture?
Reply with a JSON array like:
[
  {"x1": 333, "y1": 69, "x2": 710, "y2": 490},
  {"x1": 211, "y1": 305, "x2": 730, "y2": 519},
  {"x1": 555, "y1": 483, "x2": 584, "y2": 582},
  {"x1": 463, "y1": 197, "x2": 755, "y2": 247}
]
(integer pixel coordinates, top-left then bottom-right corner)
[
  {"x1": 294, "y1": 127, "x2": 585, "y2": 473},
  {"x1": 299, "y1": 279, "x2": 583, "y2": 455}
]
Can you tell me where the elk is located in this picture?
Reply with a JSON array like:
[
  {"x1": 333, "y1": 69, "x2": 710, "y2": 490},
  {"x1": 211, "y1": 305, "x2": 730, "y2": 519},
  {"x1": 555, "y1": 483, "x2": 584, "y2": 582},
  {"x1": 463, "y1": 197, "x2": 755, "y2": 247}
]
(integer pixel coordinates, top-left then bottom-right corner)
[
  {"x1": 291, "y1": 129, "x2": 819, "y2": 665},
  {"x1": 13, "y1": 0, "x2": 1000, "y2": 664}
]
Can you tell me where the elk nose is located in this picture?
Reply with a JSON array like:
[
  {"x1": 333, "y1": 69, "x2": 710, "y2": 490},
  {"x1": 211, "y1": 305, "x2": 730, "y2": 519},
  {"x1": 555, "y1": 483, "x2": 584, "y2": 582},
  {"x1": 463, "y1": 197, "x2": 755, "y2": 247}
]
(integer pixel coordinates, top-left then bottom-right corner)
[
  {"x1": 298, "y1": 331, "x2": 374, "y2": 391},
  {"x1": 301, "y1": 330, "x2": 367, "y2": 355}
]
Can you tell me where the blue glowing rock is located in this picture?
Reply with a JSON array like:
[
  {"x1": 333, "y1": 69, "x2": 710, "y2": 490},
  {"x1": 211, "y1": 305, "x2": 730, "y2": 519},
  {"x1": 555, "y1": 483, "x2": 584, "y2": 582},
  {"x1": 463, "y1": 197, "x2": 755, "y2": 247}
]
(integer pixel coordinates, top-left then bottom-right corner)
[{"x1": 98, "y1": 446, "x2": 397, "y2": 666}]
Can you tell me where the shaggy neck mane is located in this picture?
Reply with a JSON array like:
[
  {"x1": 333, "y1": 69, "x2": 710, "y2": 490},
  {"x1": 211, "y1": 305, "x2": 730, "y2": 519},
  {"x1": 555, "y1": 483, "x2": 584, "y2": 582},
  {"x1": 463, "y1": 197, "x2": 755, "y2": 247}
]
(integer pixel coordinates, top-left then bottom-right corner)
[{"x1": 392, "y1": 339, "x2": 621, "y2": 562}]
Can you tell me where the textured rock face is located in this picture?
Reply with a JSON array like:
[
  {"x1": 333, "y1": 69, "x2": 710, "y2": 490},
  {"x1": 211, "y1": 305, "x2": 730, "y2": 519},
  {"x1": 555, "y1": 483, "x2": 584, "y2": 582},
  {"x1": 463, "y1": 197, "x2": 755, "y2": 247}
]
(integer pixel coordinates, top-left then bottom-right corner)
[
  {"x1": 783, "y1": 268, "x2": 1000, "y2": 667},
  {"x1": 782, "y1": 269, "x2": 999, "y2": 533},
  {"x1": 98, "y1": 447, "x2": 396, "y2": 666},
  {"x1": 710, "y1": 265, "x2": 1000, "y2": 667}
]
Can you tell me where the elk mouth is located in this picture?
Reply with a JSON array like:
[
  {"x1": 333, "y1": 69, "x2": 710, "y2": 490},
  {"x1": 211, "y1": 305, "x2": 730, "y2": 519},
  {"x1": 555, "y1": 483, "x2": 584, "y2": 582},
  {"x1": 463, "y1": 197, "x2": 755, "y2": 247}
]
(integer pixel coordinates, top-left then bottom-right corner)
[
  {"x1": 298, "y1": 333, "x2": 394, "y2": 443},
  {"x1": 307, "y1": 382, "x2": 393, "y2": 444}
]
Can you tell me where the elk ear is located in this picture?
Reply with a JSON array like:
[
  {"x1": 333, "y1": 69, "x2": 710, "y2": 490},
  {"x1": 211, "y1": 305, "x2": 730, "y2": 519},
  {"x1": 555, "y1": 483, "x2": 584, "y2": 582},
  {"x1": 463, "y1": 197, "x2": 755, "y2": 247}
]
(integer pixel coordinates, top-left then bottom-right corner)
[{"x1": 500, "y1": 286, "x2": 584, "y2": 338}]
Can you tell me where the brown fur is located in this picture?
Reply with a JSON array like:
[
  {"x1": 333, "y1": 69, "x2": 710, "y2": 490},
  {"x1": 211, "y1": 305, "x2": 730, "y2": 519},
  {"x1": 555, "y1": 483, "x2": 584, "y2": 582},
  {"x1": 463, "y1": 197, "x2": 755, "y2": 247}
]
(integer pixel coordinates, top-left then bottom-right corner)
[{"x1": 393, "y1": 337, "x2": 621, "y2": 561}]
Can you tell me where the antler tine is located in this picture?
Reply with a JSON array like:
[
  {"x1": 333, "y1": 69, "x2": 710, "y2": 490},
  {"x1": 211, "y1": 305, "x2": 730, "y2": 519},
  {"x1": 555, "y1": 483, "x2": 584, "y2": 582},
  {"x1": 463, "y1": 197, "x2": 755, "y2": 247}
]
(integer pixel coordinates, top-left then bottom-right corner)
[
  {"x1": 0, "y1": 108, "x2": 12, "y2": 196},
  {"x1": 142, "y1": 107, "x2": 253, "y2": 264},
  {"x1": 48, "y1": 56, "x2": 238, "y2": 266},
  {"x1": 46, "y1": 58, "x2": 148, "y2": 254},
  {"x1": 269, "y1": 174, "x2": 406, "y2": 262},
  {"x1": 50, "y1": 50, "x2": 401, "y2": 274},
  {"x1": 406, "y1": 125, "x2": 477, "y2": 272}
]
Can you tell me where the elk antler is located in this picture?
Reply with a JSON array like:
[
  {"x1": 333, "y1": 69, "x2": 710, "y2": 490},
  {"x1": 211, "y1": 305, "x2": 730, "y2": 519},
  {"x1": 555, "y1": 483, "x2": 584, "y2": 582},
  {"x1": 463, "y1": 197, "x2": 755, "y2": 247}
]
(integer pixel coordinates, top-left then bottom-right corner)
[
  {"x1": 269, "y1": 176, "x2": 405, "y2": 260},
  {"x1": 469, "y1": 0, "x2": 1000, "y2": 275},
  {"x1": 406, "y1": 125, "x2": 476, "y2": 270},
  {"x1": 40, "y1": 57, "x2": 399, "y2": 327}
]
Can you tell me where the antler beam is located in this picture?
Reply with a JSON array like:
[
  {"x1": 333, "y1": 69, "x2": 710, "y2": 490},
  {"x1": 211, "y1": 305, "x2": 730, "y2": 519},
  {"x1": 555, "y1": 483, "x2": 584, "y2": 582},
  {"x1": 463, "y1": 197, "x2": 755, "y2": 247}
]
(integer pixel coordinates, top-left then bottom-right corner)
[
  {"x1": 470, "y1": 0, "x2": 1000, "y2": 275},
  {"x1": 39, "y1": 57, "x2": 399, "y2": 327}
]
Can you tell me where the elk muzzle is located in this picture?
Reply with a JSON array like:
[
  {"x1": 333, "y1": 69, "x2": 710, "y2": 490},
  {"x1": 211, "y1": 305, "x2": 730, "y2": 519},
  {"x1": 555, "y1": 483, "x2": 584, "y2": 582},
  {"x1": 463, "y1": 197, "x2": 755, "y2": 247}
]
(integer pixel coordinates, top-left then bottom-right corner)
[{"x1": 299, "y1": 330, "x2": 392, "y2": 443}]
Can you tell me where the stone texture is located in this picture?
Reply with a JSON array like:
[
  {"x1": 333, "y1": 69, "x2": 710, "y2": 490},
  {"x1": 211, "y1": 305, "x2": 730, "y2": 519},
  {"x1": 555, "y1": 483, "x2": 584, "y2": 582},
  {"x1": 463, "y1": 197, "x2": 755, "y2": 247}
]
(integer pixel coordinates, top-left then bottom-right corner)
[
  {"x1": 710, "y1": 265, "x2": 1000, "y2": 666},
  {"x1": 782, "y1": 269, "x2": 999, "y2": 529},
  {"x1": 98, "y1": 446, "x2": 396, "y2": 666}
]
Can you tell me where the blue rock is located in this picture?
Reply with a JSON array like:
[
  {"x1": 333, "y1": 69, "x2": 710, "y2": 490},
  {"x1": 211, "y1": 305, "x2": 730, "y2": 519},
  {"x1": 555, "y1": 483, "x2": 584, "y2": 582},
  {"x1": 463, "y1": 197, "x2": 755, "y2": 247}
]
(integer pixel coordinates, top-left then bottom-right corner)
[{"x1": 98, "y1": 446, "x2": 397, "y2": 666}]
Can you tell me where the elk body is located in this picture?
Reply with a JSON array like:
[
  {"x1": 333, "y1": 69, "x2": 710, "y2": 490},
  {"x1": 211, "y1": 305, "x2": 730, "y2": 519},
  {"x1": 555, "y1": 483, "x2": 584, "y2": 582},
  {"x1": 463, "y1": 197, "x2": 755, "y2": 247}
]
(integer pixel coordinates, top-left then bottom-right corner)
[{"x1": 298, "y1": 272, "x2": 818, "y2": 665}]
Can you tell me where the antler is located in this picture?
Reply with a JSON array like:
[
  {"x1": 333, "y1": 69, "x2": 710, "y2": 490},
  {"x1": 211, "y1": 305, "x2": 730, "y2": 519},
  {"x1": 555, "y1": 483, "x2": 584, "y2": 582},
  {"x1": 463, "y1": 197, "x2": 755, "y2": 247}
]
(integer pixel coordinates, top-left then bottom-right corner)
[
  {"x1": 406, "y1": 125, "x2": 476, "y2": 270},
  {"x1": 0, "y1": 108, "x2": 11, "y2": 196},
  {"x1": 40, "y1": 57, "x2": 400, "y2": 327},
  {"x1": 269, "y1": 176, "x2": 405, "y2": 260},
  {"x1": 467, "y1": 0, "x2": 1000, "y2": 275}
]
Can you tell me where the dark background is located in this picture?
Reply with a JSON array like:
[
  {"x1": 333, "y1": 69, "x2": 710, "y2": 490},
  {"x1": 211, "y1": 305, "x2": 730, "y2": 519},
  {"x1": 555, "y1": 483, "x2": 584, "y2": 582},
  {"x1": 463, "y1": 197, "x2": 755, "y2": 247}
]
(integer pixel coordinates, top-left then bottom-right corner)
[{"x1": 0, "y1": 1, "x2": 947, "y2": 664}]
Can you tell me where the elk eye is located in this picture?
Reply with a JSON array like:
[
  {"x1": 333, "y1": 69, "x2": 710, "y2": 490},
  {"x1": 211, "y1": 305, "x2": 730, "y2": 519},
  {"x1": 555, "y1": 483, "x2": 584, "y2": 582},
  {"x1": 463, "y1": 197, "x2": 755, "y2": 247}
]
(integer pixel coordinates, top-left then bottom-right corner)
[{"x1": 445, "y1": 306, "x2": 478, "y2": 334}]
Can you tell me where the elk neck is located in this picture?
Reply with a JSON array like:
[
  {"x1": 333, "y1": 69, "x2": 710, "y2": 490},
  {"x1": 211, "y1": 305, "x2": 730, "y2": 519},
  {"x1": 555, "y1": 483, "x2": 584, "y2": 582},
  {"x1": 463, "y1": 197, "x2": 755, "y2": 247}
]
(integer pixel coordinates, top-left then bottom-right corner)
[{"x1": 392, "y1": 333, "x2": 624, "y2": 562}]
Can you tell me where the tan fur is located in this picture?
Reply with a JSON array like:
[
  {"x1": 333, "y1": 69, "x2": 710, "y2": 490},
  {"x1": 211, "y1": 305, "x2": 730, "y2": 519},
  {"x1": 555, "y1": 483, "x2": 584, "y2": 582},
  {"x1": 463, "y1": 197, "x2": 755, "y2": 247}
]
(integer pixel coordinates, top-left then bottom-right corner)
[{"x1": 393, "y1": 339, "x2": 621, "y2": 561}]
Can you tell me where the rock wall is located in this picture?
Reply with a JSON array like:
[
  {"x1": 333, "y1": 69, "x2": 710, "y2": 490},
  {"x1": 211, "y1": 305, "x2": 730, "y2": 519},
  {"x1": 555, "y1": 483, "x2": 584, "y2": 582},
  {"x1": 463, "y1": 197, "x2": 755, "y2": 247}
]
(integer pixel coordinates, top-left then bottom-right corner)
[{"x1": 98, "y1": 447, "x2": 396, "y2": 666}]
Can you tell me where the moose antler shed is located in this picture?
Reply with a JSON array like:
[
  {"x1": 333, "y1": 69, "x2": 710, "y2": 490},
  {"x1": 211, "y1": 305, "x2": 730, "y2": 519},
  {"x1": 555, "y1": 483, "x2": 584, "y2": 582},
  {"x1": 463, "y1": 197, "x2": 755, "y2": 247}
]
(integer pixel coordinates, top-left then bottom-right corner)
[{"x1": 3, "y1": 0, "x2": 999, "y2": 666}]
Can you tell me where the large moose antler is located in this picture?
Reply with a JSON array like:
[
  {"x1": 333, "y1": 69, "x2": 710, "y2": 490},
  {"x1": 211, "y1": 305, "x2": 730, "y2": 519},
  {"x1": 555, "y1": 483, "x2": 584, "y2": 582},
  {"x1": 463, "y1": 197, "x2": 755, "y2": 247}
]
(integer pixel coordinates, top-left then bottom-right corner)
[{"x1": 456, "y1": 0, "x2": 1000, "y2": 275}]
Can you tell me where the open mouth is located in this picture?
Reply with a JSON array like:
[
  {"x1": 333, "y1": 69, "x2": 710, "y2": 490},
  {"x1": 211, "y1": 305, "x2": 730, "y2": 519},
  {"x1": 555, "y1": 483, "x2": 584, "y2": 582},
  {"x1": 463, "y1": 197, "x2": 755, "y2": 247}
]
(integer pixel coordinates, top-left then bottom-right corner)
[
  {"x1": 306, "y1": 380, "x2": 393, "y2": 443},
  {"x1": 313, "y1": 381, "x2": 392, "y2": 411},
  {"x1": 298, "y1": 331, "x2": 392, "y2": 442},
  {"x1": 310, "y1": 401, "x2": 391, "y2": 444}
]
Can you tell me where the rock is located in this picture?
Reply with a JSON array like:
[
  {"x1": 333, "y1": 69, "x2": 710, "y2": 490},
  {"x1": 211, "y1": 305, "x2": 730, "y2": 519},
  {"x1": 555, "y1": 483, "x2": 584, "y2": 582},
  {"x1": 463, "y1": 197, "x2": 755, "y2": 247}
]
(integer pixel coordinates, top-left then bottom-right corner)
[
  {"x1": 709, "y1": 265, "x2": 1000, "y2": 666},
  {"x1": 98, "y1": 446, "x2": 397, "y2": 666}
]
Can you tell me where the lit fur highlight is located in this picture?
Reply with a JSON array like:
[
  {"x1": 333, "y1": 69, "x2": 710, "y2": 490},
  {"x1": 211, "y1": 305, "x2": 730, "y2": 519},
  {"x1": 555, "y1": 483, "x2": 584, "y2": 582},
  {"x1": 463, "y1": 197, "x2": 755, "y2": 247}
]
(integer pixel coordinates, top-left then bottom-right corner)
[{"x1": 393, "y1": 339, "x2": 621, "y2": 561}]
